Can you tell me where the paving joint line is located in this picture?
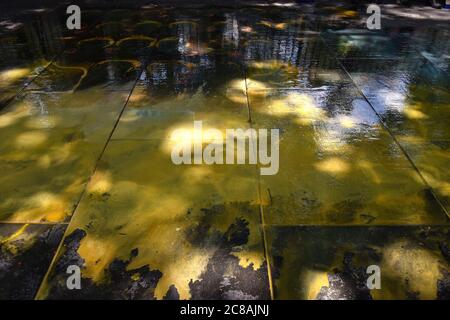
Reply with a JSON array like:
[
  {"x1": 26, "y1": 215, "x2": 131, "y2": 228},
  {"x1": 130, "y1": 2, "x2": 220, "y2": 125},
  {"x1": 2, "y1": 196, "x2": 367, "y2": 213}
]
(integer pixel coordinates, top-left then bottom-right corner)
[
  {"x1": 33, "y1": 64, "x2": 145, "y2": 300},
  {"x1": 264, "y1": 223, "x2": 450, "y2": 228},
  {"x1": 242, "y1": 58, "x2": 275, "y2": 300},
  {"x1": 318, "y1": 33, "x2": 449, "y2": 220}
]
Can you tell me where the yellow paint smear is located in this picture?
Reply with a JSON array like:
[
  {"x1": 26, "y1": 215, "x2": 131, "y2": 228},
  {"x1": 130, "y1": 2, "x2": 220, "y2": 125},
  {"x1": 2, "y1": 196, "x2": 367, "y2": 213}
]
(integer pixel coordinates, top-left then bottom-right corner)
[{"x1": 0, "y1": 224, "x2": 29, "y2": 245}]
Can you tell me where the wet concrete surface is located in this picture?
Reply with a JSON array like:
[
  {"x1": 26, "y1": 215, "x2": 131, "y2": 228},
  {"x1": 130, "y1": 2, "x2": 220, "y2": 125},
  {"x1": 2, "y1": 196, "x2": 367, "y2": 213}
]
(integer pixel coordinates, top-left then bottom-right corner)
[{"x1": 0, "y1": 1, "x2": 449, "y2": 299}]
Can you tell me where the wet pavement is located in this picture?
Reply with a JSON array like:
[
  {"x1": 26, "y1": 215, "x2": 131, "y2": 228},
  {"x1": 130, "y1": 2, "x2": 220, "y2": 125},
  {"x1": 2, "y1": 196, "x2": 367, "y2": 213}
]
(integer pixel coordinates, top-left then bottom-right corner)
[{"x1": 0, "y1": 1, "x2": 449, "y2": 299}]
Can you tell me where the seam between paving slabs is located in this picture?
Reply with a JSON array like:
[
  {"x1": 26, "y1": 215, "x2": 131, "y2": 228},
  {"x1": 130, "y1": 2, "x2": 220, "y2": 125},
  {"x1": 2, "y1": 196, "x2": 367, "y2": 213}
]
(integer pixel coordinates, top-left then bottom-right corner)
[
  {"x1": 33, "y1": 65, "x2": 145, "y2": 300},
  {"x1": 318, "y1": 34, "x2": 449, "y2": 221},
  {"x1": 262, "y1": 223, "x2": 450, "y2": 228},
  {"x1": 242, "y1": 60, "x2": 275, "y2": 300},
  {"x1": 0, "y1": 221, "x2": 69, "y2": 225},
  {"x1": 339, "y1": 57, "x2": 450, "y2": 220}
]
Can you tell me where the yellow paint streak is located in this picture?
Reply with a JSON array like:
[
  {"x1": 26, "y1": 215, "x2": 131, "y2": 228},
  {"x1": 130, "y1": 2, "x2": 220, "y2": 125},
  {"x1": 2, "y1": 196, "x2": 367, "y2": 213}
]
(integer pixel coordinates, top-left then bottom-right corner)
[
  {"x1": 78, "y1": 37, "x2": 115, "y2": 47},
  {"x1": 116, "y1": 36, "x2": 155, "y2": 47},
  {"x1": 156, "y1": 37, "x2": 178, "y2": 48},
  {"x1": 0, "y1": 224, "x2": 29, "y2": 245},
  {"x1": 336, "y1": 9, "x2": 358, "y2": 18},
  {"x1": 258, "y1": 20, "x2": 287, "y2": 30},
  {"x1": 168, "y1": 21, "x2": 198, "y2": 28},
  {"x1": 134, "y1": 20, "x2": 162, "y2": 27},
  {"x1": 51, "y1": 63, "x2": 88, "y2": 92}
]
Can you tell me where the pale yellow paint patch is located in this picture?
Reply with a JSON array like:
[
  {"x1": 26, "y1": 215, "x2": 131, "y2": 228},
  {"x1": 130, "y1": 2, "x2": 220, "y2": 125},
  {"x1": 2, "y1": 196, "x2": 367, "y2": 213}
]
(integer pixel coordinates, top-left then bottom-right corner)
[
  {"x1": 25, "y1": 192, "x2": 67, "y2": 222},
  {"x1": 15, "y1": 131, "x2": 48, "y2": 148},
  {"x1": 0, "y1": 68, "x2": 29, "y2": 86},
  {"x1": 303, "y1": 270, "x2": 330, "y2": 300},
  {"x1": 87, "y1": 171, "x2": 113, "y2": 194},
  {"x1": 315, "y1": 157, "x2": 350, "y2": 175},
  {"x1": 376, "y1": 241, "x2": 443, "y2": 300},
  {"x1": 77, "y1": 235, "x2": 119, "y2": 281},
  {"x1": 231, "y1": 250, "x2": 264, "y2": 270},
  {"x1": 404, "y1": 108, "x2": 428, "y2": 120}
]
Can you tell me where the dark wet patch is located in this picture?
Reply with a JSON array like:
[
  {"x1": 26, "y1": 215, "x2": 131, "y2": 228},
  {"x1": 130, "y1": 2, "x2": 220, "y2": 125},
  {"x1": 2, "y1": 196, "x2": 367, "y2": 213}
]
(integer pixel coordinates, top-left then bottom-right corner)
[
  {"x1": 431, "y1": 141, "x2": 450, "y2": 151},
  {"x1": 421, "y1": 188, "x2": 447, "y2": 219},
  {"x1": 266, "y1": 191, "x2": 373, "y2": 225},
  {"x1": 163, "y1": 284, "x2": 180, "y2": 300},
  {"x1": 0, "y1": 223, "x2": 65, "y2": 299},
  {"x1": 185, "y1": 202, "x2": 254, "y2": 248},
  {"x1": 188, "y1": 217, "x2": 270, "y2": 300},
  {"x1": 439, "y1": 241, "x2": 450, "y2": 263},
  {"x1": 265, "y1": 192, "x2": 321, "y2": 223},
  {"x1": 316, "y1": 252, "x2": 372, "y2": 300},
  {"x1": 45, "y1": 228, "x2": 163, "y2": 300},
  {"x1": 181, "y1": 202, "x2": 270, "y2": 300},
  {"x1": 44, "y1": 201, "x2": 269, "y2": 300},
  {"x1": 437, "y1": 268, "x2": 450, "y2": 300},
  {"x1": 326, "y1": 199, "x2": 364, "y2": 224},
  {"x1": 268, "y1": 226, "x2": 450, "y2": 299}
]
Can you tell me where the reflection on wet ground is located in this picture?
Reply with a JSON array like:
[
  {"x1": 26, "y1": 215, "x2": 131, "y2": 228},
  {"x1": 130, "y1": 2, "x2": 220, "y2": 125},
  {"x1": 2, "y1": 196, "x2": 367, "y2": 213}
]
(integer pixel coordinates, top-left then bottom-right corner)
[{"x1": 0, "y1": 1, "x2": 449, "y2": 300}]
